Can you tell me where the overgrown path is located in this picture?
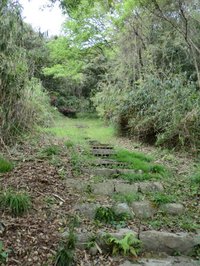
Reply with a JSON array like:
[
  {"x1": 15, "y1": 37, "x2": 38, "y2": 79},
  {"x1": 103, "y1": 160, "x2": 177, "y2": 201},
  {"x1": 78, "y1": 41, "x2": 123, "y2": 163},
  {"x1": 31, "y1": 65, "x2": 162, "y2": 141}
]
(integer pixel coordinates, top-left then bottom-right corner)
[{"x1": 0, "y1": 117, "x2": 199, "y2": 265}]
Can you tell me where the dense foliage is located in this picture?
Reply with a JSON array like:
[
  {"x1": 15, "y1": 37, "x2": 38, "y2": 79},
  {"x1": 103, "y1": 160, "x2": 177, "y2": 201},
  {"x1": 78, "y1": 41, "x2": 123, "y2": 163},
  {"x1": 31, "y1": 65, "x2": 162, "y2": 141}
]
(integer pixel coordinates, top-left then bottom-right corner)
[
  {"x1": 0, "y1": 1, "x2": 52, "y2": 144},
  {"x1": 46, "y1": 0, "x2": 200, "y2": 150},
  {"x1": 2, "y1": 0, "x2": 200, "y2": 150}
]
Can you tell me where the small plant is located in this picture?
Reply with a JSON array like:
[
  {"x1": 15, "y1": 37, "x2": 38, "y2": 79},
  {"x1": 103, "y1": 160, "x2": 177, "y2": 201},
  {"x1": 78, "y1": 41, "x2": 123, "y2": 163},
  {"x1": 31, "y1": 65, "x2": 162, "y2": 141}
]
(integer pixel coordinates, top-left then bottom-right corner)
[
  {"x1": 95, "y1": 207, "x2": 115, "y2": 223},
  {"x1": 41, "y1": 145, "x2": 61, "y2": 156},
  {"x1": 120, "y1": 172, "x2": 161, "y2": 183},
  {"x1": 65, "y1": 140, "x2": 74, "y2": 149},
  {"x1": 54, "y1": 219, "x2": 77, "y2": 266},
  {"x1": 0, "y1": 241, "x2": 9, "y2": 264},
  {"x1": 149, "y1": 164, "x2": 166, "y2": 175},
  {"x1": 152, "y1": 192, "x2": 175, "y2": 207},
  {"x1": 95, "y1": 206, "x2": 130, "y2": 225},
  {"x1": 191, "y1": 173, "x2": 200, "y2": 185},
  {"x1": 0, "y1": 189, "x2": 31, "y2": 216},
  {"x1": 112, "y1": 193, "x2": 141, "y2": 204},
  {"x1": 105, "y1": 232, "x2": 142, "y2": 257},
  {"x1": 0, "y1": 156, "x2": 13, "y2": 173},
  {"x1": 44, "y1": 196, "x2": 56, "y2": 207}
]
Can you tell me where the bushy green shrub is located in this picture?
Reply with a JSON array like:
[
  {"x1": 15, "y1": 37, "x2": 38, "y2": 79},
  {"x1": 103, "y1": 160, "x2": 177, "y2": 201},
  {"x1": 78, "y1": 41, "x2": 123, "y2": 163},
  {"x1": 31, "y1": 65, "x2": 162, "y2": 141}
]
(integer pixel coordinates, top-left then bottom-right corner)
[{"x1": 94, "y1": 73, "x2": 200, "y2": 150}]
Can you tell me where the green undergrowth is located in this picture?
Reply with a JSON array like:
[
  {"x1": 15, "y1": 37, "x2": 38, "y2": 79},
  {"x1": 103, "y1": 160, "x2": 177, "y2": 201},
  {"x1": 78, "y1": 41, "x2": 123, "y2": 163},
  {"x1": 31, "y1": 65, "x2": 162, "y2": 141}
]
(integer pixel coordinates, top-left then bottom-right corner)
[
  {"x1": 43, "y1": 117, "x2": 115, "y2": 145},
  {"x1": 112, "y1": 192, "x2": 142, "y2": 204},
  {"x1": 95, "y1": 206, "x2": 131, "y2": 226},
  {"x1": 104, "y1": 232, "x2": 142, "y2": 257},
  {"x1": 0, "y1": 189, "x2": 31, "y2": 216},
  {"x1": 0, "y1": 241, "x2": 9, "y2": 264},
  {"x1": 40, "y1": 145, "x2": 61, "y2": 157},
  {"x1": 0, "y1": 156, "x2": 13, "y2": 173},
  {"x1": 112, "y1": 149, "x2": 167, "y2": 176},
  {"x1": 151, "y1": 192, "x2": 176, "y2": 207},
  {"x1": 148, "y1": 214, "x2": 200, "y2": 232},
  {"x1": 118, "y1": 172, "x2": 162, "y2": 183}
]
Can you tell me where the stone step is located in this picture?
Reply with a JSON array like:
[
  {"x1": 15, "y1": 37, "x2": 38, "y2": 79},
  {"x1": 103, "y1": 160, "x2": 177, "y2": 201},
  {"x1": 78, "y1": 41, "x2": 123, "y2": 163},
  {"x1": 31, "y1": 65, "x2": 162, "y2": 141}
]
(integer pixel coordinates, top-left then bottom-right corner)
[
  {"x1": 62, "y1": 228, "x2": 200, "y2": 257},
  {"x1": 91, "y1": 145, "x2": 114, "y2": 150},
  {"x1": 92, "y1": 159, "x2": 127, "y2": 168},
  {"x1": 84, "y1": 167, "x2": 136, "y2": 177},
  {"x1": 120, "y1": 257, "x2": 199, "y2": 266},
  {"x1": 92, "y1": 149, "x2": 116, "y2": 157}
]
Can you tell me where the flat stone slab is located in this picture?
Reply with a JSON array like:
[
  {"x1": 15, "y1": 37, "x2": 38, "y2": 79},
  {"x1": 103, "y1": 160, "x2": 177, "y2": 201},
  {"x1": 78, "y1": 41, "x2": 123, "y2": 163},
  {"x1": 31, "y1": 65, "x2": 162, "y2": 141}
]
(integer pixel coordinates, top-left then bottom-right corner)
[
  {"x1": 93, "y1": 159, "x2": 127, "y2": 168},
  {"x1": 120, "y1": 257, "x2": 199, "y2": 266},
  {"x1": 92, "y1": 179, "x2": 115, "y2": 195},
  {"x1": 73, "y1": 203, "x2": 100, "y2": 219},
  {"x1": 91, "y1": 145, "x2": 114, "y2": 150},
  {"x1": 131, "y1": 201, "x2": 156, "y2": 219},
  {"x1": 84, "y1": 168, "x2": 136, "y2": 177},
  {"x1": 140, "y1": 230, "x2": 200, "y2": 255},
  {"x1": 113, "y1": 203, "x2": 133, "y2": 217},
  {"x1": 92, "y1": 149, "x2": 116, "y2": 157},
  {"x1": 161, "y1": 203, "x2": 185, "y2": 215},
  {"x1": 139, "y1": 182, "x2": 164, "y2": 192},
  {"x1": 115, "y1": 182, "x2": 139, "y2": 194}
]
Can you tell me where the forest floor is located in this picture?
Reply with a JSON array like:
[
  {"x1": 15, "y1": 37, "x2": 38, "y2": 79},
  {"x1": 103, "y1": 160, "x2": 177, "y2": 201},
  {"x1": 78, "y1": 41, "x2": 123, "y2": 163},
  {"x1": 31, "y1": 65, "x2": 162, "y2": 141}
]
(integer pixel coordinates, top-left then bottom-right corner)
[{"x1": 0, "y1": 116, "x2": 200, "y2": 265}]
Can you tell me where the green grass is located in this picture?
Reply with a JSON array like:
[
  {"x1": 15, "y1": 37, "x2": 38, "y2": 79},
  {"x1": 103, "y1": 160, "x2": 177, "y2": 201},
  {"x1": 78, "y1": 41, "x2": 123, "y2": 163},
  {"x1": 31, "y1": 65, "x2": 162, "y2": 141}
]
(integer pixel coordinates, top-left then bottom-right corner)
[
  {"x1": 40, "y1": 145, "x2": 61, "y2": 156},
  {"x1": 0, "y1": 156, "x2": 13, "y2": 173},
  {"x1": 119, "y1": 172, "x2": 161, "y2": 183},
  {"x1": 112, "y1": 192, "x2": 141, "y2": 204},
  {"x1": 113, "y1": 149, "x2": 153, "y2": 163},
  {"x1": 43, "y1": 117, "x2": 115, "y2": 145},
  {"x1": 0, "y1": 189, "x2": 31, "y2": 216},
  {"x1": 151, "y1": 192, "x2": 175, "y2": 207},
  {"x1": 112, "y1": 149, "x2": 166, "y2": 175},
  {"x1": 95, "y1": 206, "x2": 131, "y2": 224}
]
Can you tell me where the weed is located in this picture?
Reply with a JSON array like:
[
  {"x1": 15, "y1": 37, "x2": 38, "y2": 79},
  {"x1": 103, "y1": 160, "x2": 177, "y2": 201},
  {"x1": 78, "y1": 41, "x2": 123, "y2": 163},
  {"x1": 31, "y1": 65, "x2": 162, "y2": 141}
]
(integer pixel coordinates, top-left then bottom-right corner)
[
  {"x1": 54, "y1": 245, "x2": 74, "y2": 266},
  {"x1": 0, "y1": 189, "x2": 31, "y2": 216},
  {"x1": 105, "y1": 232, "x2": 142, "y2": 257},
  {"x1": 149, "y1": 164, "x2": 166, "y2": 175},
  {"x1": 0, "y1": 241, "x2": 9, "y2": 264},
  {"x1": 95, "y1": 206, "x2": 130, "y2": 225},
  {"x1": 148, "y1": 219, "x2": 163, "y2": 229},
  {"x1": 0, "y1": 156, "x2": 13, "y2": 173},
  {"x1": 54, "y1": 218, "x2": 77, "y2": 266},
  {"x1": 41, "y1": 145, "x2": 61, "y2": 156},
  {"x1": 113, "y1": 149, "x2": 152, "y2": 163},
  {"x1": 151, "y1": 192, "x2": 175, "y2": 207},
  {"x1": 86, "y1": 236, "x2": 97, "y2": 249},
  {"x1": 65, "y1": 140, "x2": 74, "y2": 149},
  {"x1": 112, "y1": 193, "x2": 141, "y2": 204},
  {"x1": 112, "y1": 149, "x2": 167, "y2": 176},
  {"x1": 120, "y1": 172, "x2": 161, "y2": 183},
  {"x1": 44, "y1": 196, "x2": 56, "y2": 207},
  {"x1": 191, "y1": 173, "x2": 200, "y2": 185},
  {"x1": 95, "y1": 207, "x2": 115, "y2": 223}
]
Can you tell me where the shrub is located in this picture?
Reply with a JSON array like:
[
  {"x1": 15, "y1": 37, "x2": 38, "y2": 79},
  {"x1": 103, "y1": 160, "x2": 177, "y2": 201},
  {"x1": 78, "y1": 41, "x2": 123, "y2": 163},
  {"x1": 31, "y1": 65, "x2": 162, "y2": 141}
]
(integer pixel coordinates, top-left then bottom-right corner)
[{"x1": 94, "y1": 73, "x2": 200, "y2": 150}]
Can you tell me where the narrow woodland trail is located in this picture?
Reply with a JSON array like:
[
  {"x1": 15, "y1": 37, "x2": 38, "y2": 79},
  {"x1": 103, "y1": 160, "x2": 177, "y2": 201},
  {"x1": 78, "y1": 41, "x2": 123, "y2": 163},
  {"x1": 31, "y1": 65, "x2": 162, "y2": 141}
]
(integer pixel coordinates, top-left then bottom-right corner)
[{"x1": 0, "y1": 117, "x2": 199, "y2": 265}]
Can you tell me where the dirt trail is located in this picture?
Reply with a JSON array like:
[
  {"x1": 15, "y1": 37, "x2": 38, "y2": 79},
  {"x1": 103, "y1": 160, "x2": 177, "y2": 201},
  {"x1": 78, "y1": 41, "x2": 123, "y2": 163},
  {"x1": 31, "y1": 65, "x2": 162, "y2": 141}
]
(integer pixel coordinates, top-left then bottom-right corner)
[{"x1": 0, "y1": 119, "x2": 199, "y2": 265}]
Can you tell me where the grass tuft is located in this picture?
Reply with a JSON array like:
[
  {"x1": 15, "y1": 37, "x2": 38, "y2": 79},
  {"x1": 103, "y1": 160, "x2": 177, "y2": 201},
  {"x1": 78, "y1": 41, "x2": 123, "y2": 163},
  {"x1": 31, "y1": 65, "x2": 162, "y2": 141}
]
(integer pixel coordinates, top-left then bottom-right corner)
[
  {"x1": 0, "y1": 156, "x2": 13, "y2": 173},
  {"x1": 41, "y1": 145, "x2": 61, "y2": 156},
  {"x1": 151, "y1": 192, "x2": 175, "y2": 207},
  {"x1": 112, "y1": 193, "x2": 141, "y2": 204},
  {"x1": 119, "y1": 172, "x2": 161, "y2": 183},
  {"x1": 0, "y1": 189, "x2": 31, "y2": 216}
]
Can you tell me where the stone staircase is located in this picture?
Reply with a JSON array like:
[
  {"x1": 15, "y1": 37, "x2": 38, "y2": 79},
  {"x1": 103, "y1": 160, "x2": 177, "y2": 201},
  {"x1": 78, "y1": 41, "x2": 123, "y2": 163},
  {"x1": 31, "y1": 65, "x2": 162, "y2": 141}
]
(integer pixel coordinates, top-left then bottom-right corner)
[{"x1": 67, "y1": 140, "x2": 200, "y2": 265}]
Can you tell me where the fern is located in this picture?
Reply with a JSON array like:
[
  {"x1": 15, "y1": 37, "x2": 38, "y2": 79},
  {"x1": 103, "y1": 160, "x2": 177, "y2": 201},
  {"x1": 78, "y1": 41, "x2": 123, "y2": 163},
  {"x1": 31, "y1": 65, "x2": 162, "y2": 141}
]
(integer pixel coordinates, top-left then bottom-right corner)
[{"x1": 106, "y1": 232, "x2": 142, "y2": 257}]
